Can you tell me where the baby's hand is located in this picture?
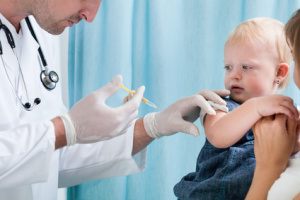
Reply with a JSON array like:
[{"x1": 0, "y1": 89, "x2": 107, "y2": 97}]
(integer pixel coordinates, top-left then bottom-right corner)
[{"x1": 254, "y1": 95, "x2": 298, "y2": 119}]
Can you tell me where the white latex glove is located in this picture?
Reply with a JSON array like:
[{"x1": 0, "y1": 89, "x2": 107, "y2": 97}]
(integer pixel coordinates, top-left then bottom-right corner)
[
  {"x1": 60, "y1": 75, "x2": 145, "y2": 145},
  {"x1": 143, "y1": 89, "x2": 230, "y2": 138}
]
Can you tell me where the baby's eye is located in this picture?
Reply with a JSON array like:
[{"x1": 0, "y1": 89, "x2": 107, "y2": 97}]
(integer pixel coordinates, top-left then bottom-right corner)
[
  {"x1": 242, "y1": 65, "x2": 251, "y2": 70},
  {"x1": 224, "y1": 66, "x2": 232, "y2": 70}
]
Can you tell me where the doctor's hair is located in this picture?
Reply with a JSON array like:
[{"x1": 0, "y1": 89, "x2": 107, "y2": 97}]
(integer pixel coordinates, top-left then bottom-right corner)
[
  {"x1": 225, "y1": 17, "x2": 293, "y2": 91},
  {"x1": 286, "y1": 9, "x2": 300, "y2": 74}
]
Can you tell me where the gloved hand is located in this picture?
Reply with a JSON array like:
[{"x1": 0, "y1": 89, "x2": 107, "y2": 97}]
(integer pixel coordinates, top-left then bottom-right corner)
[
  {"x1": 60, "y1": 75, "x2": 145, "y2": 145},
  {"x1": 143, "y1": 89, "x2": 230, "y2": 138}
]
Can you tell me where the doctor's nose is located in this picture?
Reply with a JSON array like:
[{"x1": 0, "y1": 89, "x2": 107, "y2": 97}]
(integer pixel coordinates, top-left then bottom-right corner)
[
  {"x1": 80, "y1": 8, "x2": 98, "y2": 22},
  {"x1": 80, "y1": 2, "x2": 101, "y2": 23}
]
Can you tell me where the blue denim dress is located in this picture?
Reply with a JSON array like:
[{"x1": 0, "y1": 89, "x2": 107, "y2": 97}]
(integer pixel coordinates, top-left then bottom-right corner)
[{"x1": 174, "y1": 98, "x2": 256, "y2": 200}]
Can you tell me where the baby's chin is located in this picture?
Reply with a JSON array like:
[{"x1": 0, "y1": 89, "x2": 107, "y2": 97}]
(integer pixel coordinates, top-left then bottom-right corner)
[{"x1": 229, "y1": 94, "x2": 248, "y2": 104}]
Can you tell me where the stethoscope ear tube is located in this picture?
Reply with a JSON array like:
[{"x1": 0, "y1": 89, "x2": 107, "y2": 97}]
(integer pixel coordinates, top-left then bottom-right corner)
[
  {"x1": 0, "y1": 41, "x2": 2, "y2": 55},
  {"x1": 23, "y1": 98, "x2": 41, "y2": 111},
  {"x1": 25, "y1": 17, "x2": 59, "y2": 91},
  {"x1": 0, "y1": 24, "x2": 15, "y2": 48},
  {"x1": 0, "y1": 17, "x2": 59, "y2": 111},
  {"x1": 25, "y1": 17, "x2": 47, "y2": 67}
]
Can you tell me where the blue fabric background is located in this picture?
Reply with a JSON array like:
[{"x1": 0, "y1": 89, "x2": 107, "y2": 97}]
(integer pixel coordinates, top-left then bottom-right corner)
[{"x1": 67, "y1": 1, "x2": 300, "y2": 199}]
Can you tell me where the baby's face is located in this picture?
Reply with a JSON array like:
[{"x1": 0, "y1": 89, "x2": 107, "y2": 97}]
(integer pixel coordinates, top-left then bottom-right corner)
[{"x1": 223, "y1": 40, "x2": 278, "y2": 103}]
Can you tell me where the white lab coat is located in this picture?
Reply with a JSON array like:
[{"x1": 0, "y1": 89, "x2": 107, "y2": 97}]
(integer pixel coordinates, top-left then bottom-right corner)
[
  {"x1": 267, "y1": 153, "x2": 300, "y2": 200},
  {"x1": 0, "y1": 14, "x2": 146, "y2": 200}
]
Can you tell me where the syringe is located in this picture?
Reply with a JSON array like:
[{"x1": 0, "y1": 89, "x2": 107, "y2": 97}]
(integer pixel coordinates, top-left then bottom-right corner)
[{"x1": 121, "y1": 84, "x2": 157, "y2": 108}]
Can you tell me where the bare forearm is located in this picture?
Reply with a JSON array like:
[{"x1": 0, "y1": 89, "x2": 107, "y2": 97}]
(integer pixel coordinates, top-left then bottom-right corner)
[
  {"x1": 246, "y1": 166, "x2": 283, "y2": 200},
  {"x1": 132, "y1": 118, "x2": 154, "y2": 155},
  {"x1": 51, "y1": 117, "x2": 67, "y2": 150},
  {"x1": 206, "y1": 99, "x2": 261, "y2": 148}
]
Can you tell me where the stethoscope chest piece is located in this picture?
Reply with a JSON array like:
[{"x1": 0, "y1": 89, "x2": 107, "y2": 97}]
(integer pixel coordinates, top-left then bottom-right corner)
[{"x1": 40, "y1": 70, "x2": 59, "y2": 90}]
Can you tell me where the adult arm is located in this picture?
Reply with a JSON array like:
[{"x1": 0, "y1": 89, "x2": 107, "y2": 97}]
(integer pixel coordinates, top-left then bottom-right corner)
[
  {"x1": 51, "y1": 117, "x2": 67, "y2": 149},
  {"x1": 132, "y1": 118, "x2": 153, "y2": 155},
  {"x1": 246, "y1": 114, "x2": 296, "y2": 200},
  {"x1": 57, "y1": 89, "x2": 231, "y2": 187},
  {"x1": 294, "y1": 193, "x2": 300, "y2": 200},
  {"x1": 53, "y1": 107, "x2": 152, "y2": 155}
]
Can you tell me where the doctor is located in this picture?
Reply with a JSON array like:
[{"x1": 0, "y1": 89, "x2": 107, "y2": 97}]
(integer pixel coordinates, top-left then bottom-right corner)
[{"x1": 0, "y1": 0, "x2": 230, "y2": 199}]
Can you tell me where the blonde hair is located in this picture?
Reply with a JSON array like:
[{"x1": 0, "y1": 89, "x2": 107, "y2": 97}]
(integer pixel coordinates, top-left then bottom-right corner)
[
  {"x1": 225, "y1": 17, "x2": 293, "y2": 91},
  {"x1": 286, "y1": 9, "x2": 300, "y2": 79}
]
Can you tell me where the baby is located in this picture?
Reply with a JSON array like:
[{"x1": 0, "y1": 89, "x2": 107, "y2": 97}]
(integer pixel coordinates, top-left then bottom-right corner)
[{"x1": 174, "y1": 17, "x2": 298, "y2": 199}]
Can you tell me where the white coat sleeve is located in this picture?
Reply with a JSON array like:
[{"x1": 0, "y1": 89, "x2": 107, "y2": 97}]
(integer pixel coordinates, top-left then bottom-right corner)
[
  {"x1": 58, "y1": 120, "x2": 147, "y2": 187},
  {"x1": 267, "y1": 158, "x2": 300, "y2": 200},
  {"x1": 0, "y1": 121, "x2": 56, "y2": 188}
]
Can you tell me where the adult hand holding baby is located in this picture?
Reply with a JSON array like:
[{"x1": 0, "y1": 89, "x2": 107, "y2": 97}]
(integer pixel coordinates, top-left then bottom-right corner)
[
  {"x1": 292, "y1": 118, "x2": 300, "y2": 155},
  {"x1": 253, "y1": 114, "x2": 296, "y2": 170},
  {"x1": 246, "y1": 114, "x2": 297, "y2": 200}
]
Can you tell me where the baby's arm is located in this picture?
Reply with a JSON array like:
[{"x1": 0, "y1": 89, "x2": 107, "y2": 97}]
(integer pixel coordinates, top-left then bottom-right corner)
[{"x1": 204, "y1": 95, "x2": 298, "y2": 148}]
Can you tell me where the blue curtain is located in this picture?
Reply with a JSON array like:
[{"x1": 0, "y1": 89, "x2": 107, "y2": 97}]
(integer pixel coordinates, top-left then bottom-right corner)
[{"x1": 67, "y1": 1, "x2": 300, "y2": 199}]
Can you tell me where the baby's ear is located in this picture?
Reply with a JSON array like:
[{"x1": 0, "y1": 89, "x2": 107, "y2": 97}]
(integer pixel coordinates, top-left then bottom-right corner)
[{"x1": 276, "y1": 63, "x2": 289, "y2": 80}]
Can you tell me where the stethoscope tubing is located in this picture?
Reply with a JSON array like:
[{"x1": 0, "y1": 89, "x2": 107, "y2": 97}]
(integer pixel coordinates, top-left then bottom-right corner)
[{"x1": 0, "y1": 16, "x2": 59, "y2": 111}]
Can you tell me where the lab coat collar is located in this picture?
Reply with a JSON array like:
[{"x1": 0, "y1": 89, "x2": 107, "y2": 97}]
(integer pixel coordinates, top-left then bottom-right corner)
[
  {"x1": 19, "y1": 16, "x2": 40, "y2": 71},
  {"x1": 0, "y1": 13, "x2": 40, "y2": 55},
  {"x1": 0, "y1": 13, "x2": 22, "y2": 40}
]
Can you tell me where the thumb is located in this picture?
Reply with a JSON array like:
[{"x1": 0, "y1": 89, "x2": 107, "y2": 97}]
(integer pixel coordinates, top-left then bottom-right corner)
[
  {"x1": 96, "y1": 75, "x2": 123, "y2": 100},
  {"x1": 212, "y1": 89, "x2": 231, "y2": 98},
  {"x1": 178, "y1": 121, "x2": 200, "y2": 136},
  {"x1": 286, "y1": 115, "x2": 297, "y2": 140},
  {"x1": 122, "y1": 86, "x2": 145, "y2": 112}
]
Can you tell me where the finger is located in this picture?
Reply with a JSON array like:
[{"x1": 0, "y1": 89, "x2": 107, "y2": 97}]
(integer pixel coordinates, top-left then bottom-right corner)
[
  {"x1": 211, "y1": 89, "x2": 231, "y2": 98},
  {"x1": 121, "y1": 86, "x2": 145, "y2": 112},
  {"x1": 123, "y1": 96, "x2": 128, "y2": 104},
  {"x1": 128, "y1": 91, "x2": 134, "y2": 100},
  {"x1": 281, "y1": 95, "x2": 294, "y2": 103},
  {"x1": 177, "y1": 121, "x2": 200, "y2": 136},
  {"x1": 263, "y1": 115, "x2": 276, "y2": 121},
  {"x1": 280, "y1": 100, "x2": 298, "y2": 118},
  {"x1": 252, "y1": 116, "x2": 273, "y2": 137},
  {"x1": 273, "y1": 113, "x2": 287, "y2": 125},
  {"x1": 252, "y1": 118, "x2": 262, "y2": 138},
  {"x1": 274, "y1": 106, "x2": 297, "y2": 119},
  {"x1": 123, "y1": 93, "x2": 134, "y2": 104},
  {"x1": 198, "y1": 89, "x2": 229, "y2": 105},
  {"x1": 95, "y1": 75, "x2": 123, "y2": 100},
  {"x1": 194, "y1": 95, "x2": 216, "y2": 115},
  {"x1": 286, "y1": 115, "x2": 297, "y2": 139}
]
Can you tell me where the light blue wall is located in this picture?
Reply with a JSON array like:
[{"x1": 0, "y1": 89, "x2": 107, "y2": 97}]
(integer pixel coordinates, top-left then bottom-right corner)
[{"x1": 68, "y1": 1, "x2": 300, "y2": 199}]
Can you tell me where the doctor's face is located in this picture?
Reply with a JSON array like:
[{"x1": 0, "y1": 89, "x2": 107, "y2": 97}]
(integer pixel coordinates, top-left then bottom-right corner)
[
  {"x1": 33, "y1": 0, "x2": 101, "y2": 35},
  {"x1": 223, "y1": 40, "x2": 278, "y2": 104}
]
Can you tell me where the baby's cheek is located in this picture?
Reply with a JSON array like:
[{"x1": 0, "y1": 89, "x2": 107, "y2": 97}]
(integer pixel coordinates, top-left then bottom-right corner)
[{"x1": 250, "y1": 85, "x2": 266, "y2": 97}]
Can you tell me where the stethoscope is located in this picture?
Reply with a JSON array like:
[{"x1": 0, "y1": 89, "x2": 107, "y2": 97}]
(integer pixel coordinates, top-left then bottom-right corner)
[{"x1": 0, "y1": 17, "x2": 59, "y2": 111}]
